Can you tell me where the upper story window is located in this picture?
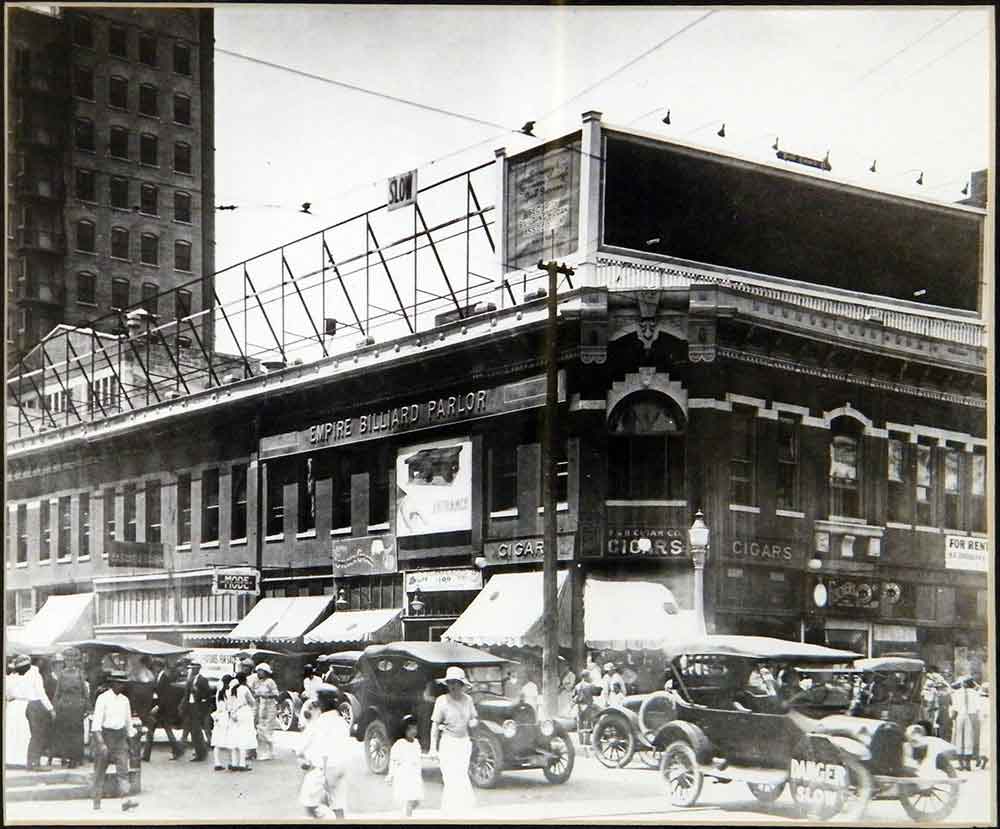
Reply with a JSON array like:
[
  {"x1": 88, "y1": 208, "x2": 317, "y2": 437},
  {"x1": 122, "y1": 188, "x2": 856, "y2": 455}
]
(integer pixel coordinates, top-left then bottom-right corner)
[
  {"x1": 110, "y1": 175, "x2": 129, "y2": 209},
  {"x1": 75, "y1": 118, "x2": 95, "y2": 152},
  {"x1": 110, "y1": 226, "x2": 130, "y2": 260},
  {"x1": 915, "y1": 438, "x2": 935, "y2": 526},
  {"x1": 174, "y1": 142, "x2": 192, "y2": 174},
  {"x1": 142, "y1": 282, "x2": 158, "y2": 317},
  {"x1": 58, "y1": 496, "x2": 72, "y2": 558},
  {"x1": 370, "y1": 447, "x2": 391, "y2": 526},
  {"x1": 298, "y1": 457, "x2": 316, "y2": 533},
  {"x1": 729, "y1": 406, "x2": 756, "y2": 506},
  {"x1": 39, "y1": 499, "x2": 51, "y2": 562},
  {"x1": 970, "y1": 449, "x2": 986, "y2": 532},
  {"x1": 108, "y1": 75, "x2": 128, "y2": 109},
  {"x1": 202, "y1": 468, "x2": 220, "y2": 542},
  {"x1": 140, "y1": 232, "x2": 159, "y2": 266},
  {"x1": 109, "y1": 126, "x2": 129, "y2": 159},
  {"x1": 608, "y1": 392, "x2": 686, "y2": 501},
  {"x1": 108, "y1": 25, "x2": 127, "y2": 59},
  {"x1": 887, "y1": 434, "x2": 909, "y2": 523},
  {"x1": 776, "y1": 414, "x2": 800, "y2": 511},
  {"x1": 79, "y1": 492, "x2": 91, "y2": 558},
  {"x1": 17, "y1": 504, "x2": 28, "y2": 564},
  {"x1": 73, "y1": 16, "x2": 94, "y2": 49},
  {"x1": 111, "y1": 277, "x2": 130, "y2": 311},
  {"x1": 174, "y1": 239, "x2": 192, "y2": 272},
  {"x1": 76, "y1": 168, "x2": 96, "y2": 202},
  {"x1": 123, "y1": 483, "x2": 137, "y2": 542},
  {"x1": 266, "y1": 460, "x2": 286, "y2": 537},
  {"x1": 173, "y1": 42, "x2": 192, "y2": 76},
  {"x1": 140, "y1": 133, "x2": 158, "y2": 166},
  {"x1": 138, "y1": 83, "x2": 159, "y2": 117},
  {"x1": 146, "y1": 480, "x2": 162, "y2": 544},
  {"x1": 174, "y1": 191, "x2": 192, "y2": 223},
  {"x1": 943, "y1": 445, "x2": 962, "y2": 529},
  {"x1": 138, "y1": 34, "x2": 157, "y2": 67},
  {"x1": 103, "y1": 486, "x2": 117, "y2": 551},
  {"x1": 173, "y1": 94, "x2": 191, "y2": 125},
  {"x1": 175, "y1": 288, "x2": 192, "y2": 319},
  {"x1": 76, "y1": 219, "x2": 96, "y2": 253},
  {"x1": 177, "y1": 473, "x2": 192, "y2": 546},
  {"x1": 829, "y1": 417, "x2": 863, "y2": 518},
  {"x1": 77, "y1": 271, "x2": 96, "y2": 305},
  {"x1": 539, "y1": 440, "x2": 569, "y2": 505},
  {"x1": 231, "y1": 464, "x2": 248, "y2": 540},
  {"x1": 489, "y1": 438, "x2": 518, "y2": 513},
  {"x1": 74, "y1": 65, "x2": 95, "y2": 100},
  {"x1": 329, "y1": 454, "x2": 354, "y2": 531},
  {"x1": 140, "y1": 183, "x2": 158, "y2": 216}
]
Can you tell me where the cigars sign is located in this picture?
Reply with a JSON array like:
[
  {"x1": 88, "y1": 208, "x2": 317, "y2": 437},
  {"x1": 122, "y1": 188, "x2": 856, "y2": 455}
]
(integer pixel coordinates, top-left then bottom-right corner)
[{"x1": 260, "y1": 372, "x2": 565, "y2": 459}]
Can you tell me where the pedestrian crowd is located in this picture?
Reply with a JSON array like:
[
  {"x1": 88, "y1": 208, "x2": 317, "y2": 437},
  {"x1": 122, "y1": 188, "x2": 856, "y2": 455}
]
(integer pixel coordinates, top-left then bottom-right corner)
[{"x1": 920, "y1": 673, "x2": 991, "y2": 771}]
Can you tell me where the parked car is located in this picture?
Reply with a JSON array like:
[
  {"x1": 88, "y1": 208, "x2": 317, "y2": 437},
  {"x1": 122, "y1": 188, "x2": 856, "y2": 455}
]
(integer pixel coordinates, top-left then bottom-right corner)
[
  {"x1": 591, "y1": 688, "x2": 676, "y2": 769},
  {"x1": 347, "y1": 641, "x2": 575, "y2": 788},
  {"x1": 232, "y1": 648, "x2": 324, "y2": 732},
  {"x1": 317, "y1": 651, "x2": 364, "y2": 729},
  {"x1": 645, "y1": 635, "x2": 962, "y2": 821}
]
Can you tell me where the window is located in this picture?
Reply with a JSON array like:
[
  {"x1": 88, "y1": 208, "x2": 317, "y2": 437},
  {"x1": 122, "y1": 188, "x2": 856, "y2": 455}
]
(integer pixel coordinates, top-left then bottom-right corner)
[
  {"x1": 943, "y1": 446, "x2": 961, "y2": 529},
  {"x1": 370, "y1": 449, "x2": 390, "y2": 525},
  {"x1": 915, "y1": 440, "x2": 934, "y2": 526},
  {"x1": 109, "y1": 126, "x2": 129, "y2": 159},
  {"x1": 58, "y1": 496, "x2": 72, "y2": 558},
  {"x1": 108, "y1": 75, "x2": 128, "y2": 109},
  {"x1": 175, "y1": 288, "x2": 192, "y2": 319},
  {"x1": 40, "y1": 499, "x2": 51, "y2": 561},
  {"x1": 110, "y1": 226, "x2": 130, "y2": 259},
  {"x1": 776, "y1": 414, "x2": 799, "y2": 510},
  {"x1": 108, "y1": 24, "x2": 127, "y2": 58},
  {"x1": 327, "y1": 454, "x2": 354, "y2": 530},
  {"x1": 231, "y1": 464, "x2": 248, "y2": 540},
  {"x1": 297, "y1": 457, "x2": 316, "y2": 533},
  {"x1": 76, "y1": 118, "x2": 95, "y2": 152},
  {"x1": 76, "y1": 219, "x2": 95, "y2": 253},
  {"x1": 829, "y1": 419, "x2": 862, "y2": 518},
  {"x1": 174, "y1": 191, "x2": 192, "y2": 223},
  {"x1": 173, "y1": 42, "x2": 191, "y2": 75},
  {"x1": 74, "y1": 65, "x2": 94, "y2": 100},
  {"x1": 146, "y1": 480, "x2": 162, "y2": 544},
  {"x1": 140, "y1": 183, "x2": 158, "y2": 215},
  {"x1": 729, "y1": 406, "x2": 756, "y2": 505},
  {"x1": 141, "y1": 283, "x2": 158, "y2": 316},
  {"x1": 76, "y1": 168, "x2": 96, "y2": 201},
  {"x1": 123, "y1": 483, "x2": 137, "y2": 542},
  {"x1": 608, "y1": 392, "x2": 686, "y2": 500},
  {"x1": 111, "y1": 278, "x2": 130, "y2": 311},
  {"x1": 109, "y1": 176, "x2": 129, "y2": 209},
  {"x1": 140, "y1": 232, "x2": 159, "y2": 265},
  {"x1": 139, "y1": 34, "x2": 157, "y2": 67},
  {"x1": 202, "y1": 468, "x2": 220, "y2": 542},
  {"x1": 887, "y1": 436, "x2": 909, "y2": 522},
  {"x1": 79, "y1": 493, "x2": 90, "y2": 558},
  {"x1": 970, "y1": 450, "x2": 986, "y2": 532},
  {"x1": 77, "y1": 272, "x2": 96, "y2": 305},
  {"x1": 138, "y1": 83, "x2": 158, "y2": 117},
  {"x1": 266, "y1": 461, "x2": 286, "y2": 537},
  {"x1": 174, "y1": 142, "x2": 191, "y2": 174},
  {"x1": 17, "y1": 504, "x2": 28, "y2": 564},
  {"x1": 140, "y1": 133, "x2": 158, "y2": 166},
  {"x1": 73, "y1": 15, "x2": 94, "y2": 48},
  {"x1": 173, "y1": 93, "x2": 191, "y2": 125},
  {"x1": 177, "y1": 473, "x2": 191, "y2": 545},
  {"x1": 539, "y1": 440, "x2": 568, "y2": 505},
  {"x1": 174, "y1": 239, "x2": 192, "y2": 272},
  {"x1": 490, "y1": 441, "x2": 517, "y2": 512}
]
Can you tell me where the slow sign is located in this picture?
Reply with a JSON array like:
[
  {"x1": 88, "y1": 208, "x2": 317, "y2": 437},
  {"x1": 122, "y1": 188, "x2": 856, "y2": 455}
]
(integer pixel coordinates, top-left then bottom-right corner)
[
  {"x1": 212, "y1": 568, "x2": 260, "y2": 596},
  {"x1": 387, "y1": 169, "x2": 418, "y2": 212}
]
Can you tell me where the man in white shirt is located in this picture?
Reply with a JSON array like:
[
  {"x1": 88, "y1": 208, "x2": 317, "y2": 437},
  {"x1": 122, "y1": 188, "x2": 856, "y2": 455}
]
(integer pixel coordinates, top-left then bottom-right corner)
[
  {"x1": 91, "y1": 676, "x2": 139, "y2": 812},
  {"x1": 21, "y1": 657, "x2": 55, "y2": 772},
  {"x1": 297, "y1": 684, "x2": 350, "y2": 819}
]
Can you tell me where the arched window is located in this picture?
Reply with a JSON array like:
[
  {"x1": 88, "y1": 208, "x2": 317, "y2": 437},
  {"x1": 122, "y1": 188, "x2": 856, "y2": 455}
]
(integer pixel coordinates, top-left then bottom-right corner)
[
  {"x1": 174, "y1": 239, "x2": 192, "y2": 272},
  {"x1": 76, "y1": 219, "x2": 95, "y2": 253},
  {"x1": 607, "y1": 391, "x2": 686, "y2": 500},
  {"x1": 140, "y1": 232, "x2": 159, "y2": 266},
  {"x1": 139, "y1": 83, "x2": 158, "y2": 117},
  {"x1": 829, "y1": 417, "x2": 863, "y2": 518},
  {"x1": 174, "y1": 191, "x2": 191, "y2": 223},
  {"x1": 110, "y1": 226, "x2": 130, "y2": 260}
]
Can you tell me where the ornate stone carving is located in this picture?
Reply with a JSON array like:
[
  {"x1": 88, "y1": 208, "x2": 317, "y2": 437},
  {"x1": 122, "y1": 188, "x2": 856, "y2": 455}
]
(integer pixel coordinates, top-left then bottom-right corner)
[{"x1": 606, "y1": 368, "x2": 688, "y2": 420}]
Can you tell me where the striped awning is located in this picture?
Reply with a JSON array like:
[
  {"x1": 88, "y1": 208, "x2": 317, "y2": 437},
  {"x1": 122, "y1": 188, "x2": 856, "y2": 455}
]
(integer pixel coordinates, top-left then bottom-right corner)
[
  {"x1": 304, "y1": 608, "x2": 402, "y2": 646},
  {"x1": 17, "y1": 593, "x2": 95, "y2": 649},
  {"x1": 227, "y1": 596, "x2": 332, "y2": 644}
]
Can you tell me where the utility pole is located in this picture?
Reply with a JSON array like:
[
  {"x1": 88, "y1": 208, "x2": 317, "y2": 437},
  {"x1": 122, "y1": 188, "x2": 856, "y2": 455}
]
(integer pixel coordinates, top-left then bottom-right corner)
[{"x1": 538, "y1": 258, "x2": 574, "y2": 719}]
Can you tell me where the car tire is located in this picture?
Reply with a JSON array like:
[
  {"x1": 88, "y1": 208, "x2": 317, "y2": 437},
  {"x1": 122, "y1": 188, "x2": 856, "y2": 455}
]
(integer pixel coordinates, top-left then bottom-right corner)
[
  {"x1": 748, "y1": 781, "x2": 786, "y2": 803},
  {"x1": 792, "y1": 754, "x2": 873, "y2": 821},
  {"x1": 898, "y1": 756, "x2": 960, "y2": 822},
  {"x1": 661, "y1": 740, "x2": 703, "y2": 808},
  {"x1": 542, "y1": 734, "x2": 575, "y2": 784},
  {"x1": 592, "y1": 715, "x2": 636, "y2": 768},
  {"x1": 638, "y1": 749, "x2": 663, "y2": 769},
  {"x1": 275, "y1": 695, "x2": 297, "y2": 732},
  {"x1": 364, "y1": 720, "x2": 391, "y2": 775},
  {"x1": 468, "y1": 732, "x2": 503, "y2": 789}
]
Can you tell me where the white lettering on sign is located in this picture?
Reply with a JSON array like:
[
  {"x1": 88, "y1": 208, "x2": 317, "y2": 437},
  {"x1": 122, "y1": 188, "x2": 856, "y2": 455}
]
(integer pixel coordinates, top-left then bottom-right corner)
[
  {"x1": 731, "y1": 540, "x2": 794, "y2": 561},
  {"x1": 790, "y1": 758, "x2": 847, "y2": 788},
  {"x1": 944, "y1": 535, "x2": 989, "y2": 572},
  {"x1": 405, "y1": 568, "x2": 482, "y2": 593},
  {"x1": 387, "y1": 169, "x2": 418, "y2": 212}
]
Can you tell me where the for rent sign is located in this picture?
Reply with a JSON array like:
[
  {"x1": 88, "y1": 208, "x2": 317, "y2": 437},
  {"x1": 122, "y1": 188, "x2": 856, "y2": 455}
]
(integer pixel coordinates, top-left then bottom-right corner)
[{"x1": 944, "y1": 535, "x2": 988, "y2": 572}]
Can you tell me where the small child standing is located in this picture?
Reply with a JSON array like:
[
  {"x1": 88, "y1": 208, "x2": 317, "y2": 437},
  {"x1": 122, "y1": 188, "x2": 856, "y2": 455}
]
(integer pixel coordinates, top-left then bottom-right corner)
[{"x1": 386, "y1": 715, "x2": 424, "y2": 817}]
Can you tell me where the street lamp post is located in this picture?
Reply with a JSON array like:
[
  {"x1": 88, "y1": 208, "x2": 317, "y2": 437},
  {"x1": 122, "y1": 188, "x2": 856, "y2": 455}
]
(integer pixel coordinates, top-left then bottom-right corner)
[{"x1": 688, "y1": 510, "x2": 710, "y2": 635}]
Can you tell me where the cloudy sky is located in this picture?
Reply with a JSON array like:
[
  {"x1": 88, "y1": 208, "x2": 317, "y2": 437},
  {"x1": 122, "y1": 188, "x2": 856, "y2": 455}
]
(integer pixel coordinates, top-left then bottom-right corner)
[{"x1": 207, "y1": 5, "x2": 992, "y2": 360}]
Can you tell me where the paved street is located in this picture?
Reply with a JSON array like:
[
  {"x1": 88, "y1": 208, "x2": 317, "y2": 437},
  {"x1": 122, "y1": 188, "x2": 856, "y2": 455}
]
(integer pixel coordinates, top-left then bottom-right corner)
[{"x1": 4, "y1": 732, "x2": 994, "y2": 824}]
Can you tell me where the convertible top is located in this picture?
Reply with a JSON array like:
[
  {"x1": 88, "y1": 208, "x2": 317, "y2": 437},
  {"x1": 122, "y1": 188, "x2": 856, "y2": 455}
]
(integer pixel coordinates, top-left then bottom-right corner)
[
  {"x1": 66, "y1": 637, "x2": 191, "y2": 657},
  {"x1": 361, "y1": 641, "x2": 511, "y2": 667},
  {"x1": 663, "y1": 635, "x2": 860, "y2": 663},
  {"x1": 318, "y1": 650, "x2": 363, "y2": 665},
  {"x1": 853, "y1": 656, "x2": 925, "y2": 673}
]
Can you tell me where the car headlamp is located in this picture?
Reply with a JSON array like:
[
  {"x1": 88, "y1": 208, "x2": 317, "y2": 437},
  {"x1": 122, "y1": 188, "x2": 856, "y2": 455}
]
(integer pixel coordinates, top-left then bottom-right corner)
[
  {"x1": 540, "y1": 719, "x2": 555, "y2": 737},
  {"x1": 502, "y1": 719, "x2": 518, "y2": 739}
]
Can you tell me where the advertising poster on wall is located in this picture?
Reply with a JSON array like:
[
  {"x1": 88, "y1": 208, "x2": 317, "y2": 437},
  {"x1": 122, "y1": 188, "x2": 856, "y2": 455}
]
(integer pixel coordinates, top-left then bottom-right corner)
[{"x1": 395, "y1": 438, "x2": 472, "y2": 540}]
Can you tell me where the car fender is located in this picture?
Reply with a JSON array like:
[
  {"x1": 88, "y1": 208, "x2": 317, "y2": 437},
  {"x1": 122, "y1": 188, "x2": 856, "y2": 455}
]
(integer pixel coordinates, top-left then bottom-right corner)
[
  {"x1": 354, "y1": 706, "x2": 383, "y2": 739},
  {"x1": 473, "y1": 718, "x2": 506, "y2": 738},
  {"x1": 810, "y1": 733, "x2": 872, "y2": 762},
  {"x1": 595, "y1": 706, "x2": 640, "y2": 732},
  {"x1": 651, "y1": 720, "x2": 713, "y2": 764},
  {"x1": 917, "y1": 736, "x2": 958, "y2": 769}
]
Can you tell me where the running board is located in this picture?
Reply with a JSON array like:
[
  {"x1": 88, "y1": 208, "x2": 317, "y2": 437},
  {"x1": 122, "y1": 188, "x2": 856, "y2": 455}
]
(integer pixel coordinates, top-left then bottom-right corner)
[{"x1": 700, "y1": 765, "x2": 788, "y2": 786}]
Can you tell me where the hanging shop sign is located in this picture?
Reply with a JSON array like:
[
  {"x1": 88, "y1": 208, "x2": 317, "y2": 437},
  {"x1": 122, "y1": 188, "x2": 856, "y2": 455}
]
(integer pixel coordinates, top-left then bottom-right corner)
[
  {"x1": 260, "y1": 372, "x2": 566, "y2": 459},
  {"x1": 332, "y1": 534, "x2": 398, "y2": 578},
  {"x1": 944, "y1": 535, "x2": 988, "y2": 572},
  {"x1": 483, "y1": 534, "x2": 575, "y2": 564},
  {"x1": 811, "y1": 576, "x2": 884, "y2": 611},
  {"x1": 404, "y1": 568, "x2": 482, "y2": 593},
  {"x1": 606, "y1": 527, "x2": 687, "y2": 559},
  {"x1": 387, "y1": 169, "x2": 418, "y2": 212},
  {"x1": 397, "y1": 439, "x2": 472, "y2": 538},
  {"x1": 108, "y1": 540, "x2": 165, "y2": 569},
  {"x1": 212, "y1": 568, "x2": 261, "y2": 596}
]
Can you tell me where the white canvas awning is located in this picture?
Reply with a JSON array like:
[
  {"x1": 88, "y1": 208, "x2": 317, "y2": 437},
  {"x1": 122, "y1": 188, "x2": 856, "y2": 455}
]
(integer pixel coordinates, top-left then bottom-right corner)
[
  {"x1": 227, "y1": 596, "x2": 332, "y2": 644},
  {"x1": 17, "y1": 593, "x2": 95, "y2": 649},
  {"x1": 304, "y1": 608, "x2": 402, "y2": 645},
  {"x1": 584, "y1": 578, "x2": 701, "y2": 651}
]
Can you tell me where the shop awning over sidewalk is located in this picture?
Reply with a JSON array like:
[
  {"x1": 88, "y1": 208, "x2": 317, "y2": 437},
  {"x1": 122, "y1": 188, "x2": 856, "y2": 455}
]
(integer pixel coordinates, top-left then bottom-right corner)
[
  {"x1": 442, "y1": 571, "x2": 572, "y2": 649},
  {"x1": 304, "y1": 608, "x2": 403, "y2": 646},
  {"x1": 584, "y1": 578, "x2": 701, "y2": 651},
  {"x1": 227, "y1": 596, "x2": 333, "y2": 645},
  {"x1": 15, "y1": 593, "x2": 95, "y2": 650}
]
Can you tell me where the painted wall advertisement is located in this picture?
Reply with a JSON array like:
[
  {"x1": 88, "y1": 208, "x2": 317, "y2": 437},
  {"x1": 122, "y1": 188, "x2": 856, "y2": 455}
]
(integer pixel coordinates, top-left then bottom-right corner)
[
  {"x1": 944, "y1": 535, "x2": 988, "y2": 572},
  {"x1": 332, "y1": 534, "x2": 398, "y2": 577},
  {"x1": 395, "y1": 438, "x2": 472, "y2": 538}
]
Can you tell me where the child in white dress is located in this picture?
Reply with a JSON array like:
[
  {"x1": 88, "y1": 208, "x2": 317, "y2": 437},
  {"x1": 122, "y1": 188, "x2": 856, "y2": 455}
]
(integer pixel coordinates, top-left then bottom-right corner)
[
  {"x1": 211, "y1": 674, "x2": 233, "y2": 770},
  {"x1": 387, "y1": 714, "x2": 424, "y2": 817}
]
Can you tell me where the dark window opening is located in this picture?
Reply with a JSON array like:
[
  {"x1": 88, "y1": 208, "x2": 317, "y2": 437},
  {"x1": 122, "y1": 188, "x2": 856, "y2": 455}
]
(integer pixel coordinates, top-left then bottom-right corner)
[
  {"x1": 79, "y1": 493, "x2": 90, "y2": 558},
  {"x1": 40, "y1": 500, "x2": 51, "y2": 561},
  {"x1": 140, "y1": 133, "x2": 158, "y2": 166},
  {"x1": 76, "y1": 168, "x2": 96, "y2": 201},
  {"x1": 76, "y1": 220, "x2": 95, "y2": 253},
  {"x1": 490, "y1": 441, "x2": 517, "y2": 512},
  {"x1": 177, "y1": 473, "x2": 191, "y2": 545},
  {"x1": 77, "y1": 272, "x2": 96, "y2": 304},
  {"x1": 110, "y1": 226, "x2": 129, "y2": 259},
  {"x1": 146, "y1": 480, "x2": 162, "y2": 544},
  {"x1": 608, "y1": 392, "x2": 686, "y2": 500},
  {"x1": 142, "y1": 282, "x2": 158, "y2": 317},
  {"x1": 776, "y1": 414, "x2": 799, "y2": 510},
  {"x1": 173, "y1": 94, "x2": 191, "y2": 125},
  {"x1": 124, "y1": 483, "x2": 137, "y2": 542},
  {"x1": 74, "y1": 65, "x2": 94, "y2": 100},
  {"x1": 174, "y1": 191, "x2": 192, "y2": 223},
  {"x1": 139, "y1": 35, "x2": 157, "y2": 67},
  {"x1": 231, "y1": 464, "x2": 248, "y2": 540},
  {"x1": 830, "y1": 419, "x2": 863, "y2": 518},
  {"x1": 76, "y1": 118, "x2": 95, "y2": 152},
  {"x1": 175, "y1": 288, "x2": 192, "y2": 319},
  {"x1": 108, "y1": 25, "x2": 127, "y2": 58},
  {"x1": 58, "y1": 496, "x2": 72, "y2": 557},
  {"x1": 730, "y1": 406, "x2": 756, "y2": 505},
  {"x1": 108, "y1": 76, "x2": 128, "y2": 109},
  {"x1": 110, "y1": 176, "x2": 129, "y2": 209},
  {"x1": 109, "y1": 126, "x2": 129, "y2": 159},
  {"x1": 202, "y1": 468, "x2": 220, "y2": 543},
  {"x1": 17, "y1": 504, "x2": 28, "y2": 563},
  {"x1": 266, "y1": 461, "x2": 287, "y2": 537},
  {"x1": 173, "y1": 42, "x2": 191, "y2": 75},
  {"x1": 370, "y1": 448, "x2": 390, "y2": 525},
  {"x1": 139, "y1": 83, "x2": 158, "y2": 117},
  {"x1": 111, "y1": 278, "x2": 129, "y2": 311},
  {"x1": 329, "y1": 454, "x2": 353, "y2": 530},
  {"x1": 140, "y1": 183, "x2": 158, "y2": 215},
  {"x1": 140, "y1": 233, "x2": 159, "y2": 266},
  {"x1": 174, "y1": 142, "x2": 191, "y2": 174},
  {"x1": 298, "y1": 457, "x2": 316, "y2": 533},
  {"x1": 73, "y1": 15, "x2": 94, "y2": 48},
  {"x1": 174, "y1": 240, "x2": 192, "y2": 272},
  {"x1": 887, "y1": 436, "x2": 909, "y2": 523}
]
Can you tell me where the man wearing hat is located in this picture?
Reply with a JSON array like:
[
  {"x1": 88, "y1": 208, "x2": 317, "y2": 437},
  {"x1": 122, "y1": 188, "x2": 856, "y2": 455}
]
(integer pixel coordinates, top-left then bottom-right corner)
[
  {"x1": 91, "y1": 673, "x2": 139, "y2": 811},
  {"x1": 296, "y1": 684, "x2": 350, "y2": 819},
  {"x1": 142, "y1": 659, "x2": 182, "y2": 762},
  {"x1": 179, "y1": 661, "x2": 212, "y2": 761},
  {"x1": 429, "y1": 666, "x2": 478, "y2": 814}
]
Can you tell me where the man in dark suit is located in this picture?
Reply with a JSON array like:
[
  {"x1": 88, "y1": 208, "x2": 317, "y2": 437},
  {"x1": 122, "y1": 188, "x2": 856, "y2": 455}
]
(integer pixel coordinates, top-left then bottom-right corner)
[
  {"x1": 142, "y1": 660, "x2": 181, "y2": 761},
  {"x1": 179, "y1": 662, "x2": 211, "y2": 761}
]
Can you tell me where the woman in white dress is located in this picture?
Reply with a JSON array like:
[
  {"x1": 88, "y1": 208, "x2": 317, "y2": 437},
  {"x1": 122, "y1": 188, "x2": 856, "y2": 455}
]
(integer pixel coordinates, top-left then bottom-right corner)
[
  {"x1": 429, "y1": 666, "x2": 477, "y2": 815},
  {"x1": 211, "y1": 674, "x2": 233, "y2": 771},
  {"x1": 387, "y1": 714, "x2": 424, "y2": 816},
  {"x1": 229, "y1": 673, "x2": 258, "y2": 771},
  {"x1": 5, "y1": 655, "x2": 34, "y2": 767}
]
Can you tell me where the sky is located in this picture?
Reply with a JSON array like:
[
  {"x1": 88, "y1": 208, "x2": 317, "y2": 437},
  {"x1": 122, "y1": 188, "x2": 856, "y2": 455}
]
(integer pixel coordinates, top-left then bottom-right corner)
[{"x1": 206, "y1": 4, "x2": 993, "y2": 362}]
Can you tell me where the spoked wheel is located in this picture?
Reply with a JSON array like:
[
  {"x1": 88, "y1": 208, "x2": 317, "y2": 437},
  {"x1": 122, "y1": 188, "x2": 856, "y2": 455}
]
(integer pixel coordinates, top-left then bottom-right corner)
[
  {"x1": 275, "y1": 697, "x2": 296, "y2": 732},
  {"x1": 542, "y1": 735, "x2": 575, "y2": 784},
  {"x1": 660, "y1": 740, "x2": 703, "y2": 807},
  {"x1": 638, "y1": 748, "x2": 663, "y2": 769},
  {"x1": 364, "y1": 720, "x2": 390, "y2": 775},
  {"x1": 792, "y1": 755, "x2": 873, "y2": 820},
  {"x1": 592, "y1": 716, "x2": 636, "y2": 768},
  {"x1": 898, "y1": 757, "x2": 960, "y2": 822},
  {"x1": 748, "y1": 781, "x2": 786, "y2": 803},
  {"x1": 468, "y1": 733, "x2": 502, "y2": 788}
]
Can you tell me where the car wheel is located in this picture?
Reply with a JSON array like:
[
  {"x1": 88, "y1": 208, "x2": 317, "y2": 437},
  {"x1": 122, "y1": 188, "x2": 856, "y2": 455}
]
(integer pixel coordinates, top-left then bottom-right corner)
[
  {"x1": 542, "y1": 735, "x2": 575, "y2": 784},
  {"x1": 468, "y1": 733, "x2": 503, "y2": 788},
  {"x1": 792, "y1": 754, "x2": 873, "y2": 821},
  {"x1": 898, "y1": 756, "x2": 960, "y2": 822},
  {"x1": 638, "y1": 748, "x2": 663, "y2": 769},
  {"x1": 592, "y1": 715, "x2": 635, "y2": 768},
  {"x1": 275, "y1": 696, "x2": 297, "y2": 732},
  {"x1": 364, "y1": 720, "x2": 391, "y2": 775},
  {"x1": 748, "y1": 781, "x2": 786, "y2": 803},
  {"x1": 661, "y1": 740, "x2": 703, "y2": 808}
]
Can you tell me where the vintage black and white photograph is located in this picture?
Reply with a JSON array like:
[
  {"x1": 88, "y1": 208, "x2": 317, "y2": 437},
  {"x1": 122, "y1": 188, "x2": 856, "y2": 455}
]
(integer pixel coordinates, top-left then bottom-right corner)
[{"x1": 3, "y1": 2, "x2": 995, "y2": 824}]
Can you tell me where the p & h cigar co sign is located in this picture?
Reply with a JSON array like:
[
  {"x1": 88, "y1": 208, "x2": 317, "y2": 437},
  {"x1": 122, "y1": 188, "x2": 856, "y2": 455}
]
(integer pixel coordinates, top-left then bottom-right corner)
[{"x1": 260, "y1": 372, "x2": 566, "y2": 460}]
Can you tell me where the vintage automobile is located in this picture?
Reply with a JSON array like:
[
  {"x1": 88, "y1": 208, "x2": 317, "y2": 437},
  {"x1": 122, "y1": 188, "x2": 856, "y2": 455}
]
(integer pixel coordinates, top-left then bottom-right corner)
[
  {"x1": 317, "y1": 650, "x2": 364, "y2": 728},
  {"x1": 232, "y1": 648, "x2": 325, "y2": 732},
  {"x1": 644, "y1": 636, "x2": 962, "y2": 821},
  {"x1": 590, "y1": 686, "x2": 676, "y2": 769},
  {"x1": 347, "y1": 641, "x2": 575, "y2": 788},
  {"x1": 405, "y1": 446, "x2": 463, "y2": 484}
]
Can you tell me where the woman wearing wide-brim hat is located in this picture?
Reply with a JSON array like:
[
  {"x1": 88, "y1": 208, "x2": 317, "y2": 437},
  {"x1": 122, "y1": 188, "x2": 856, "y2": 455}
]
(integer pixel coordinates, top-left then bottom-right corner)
[
  {"x1": 429, "y1": 666, "x2": 477, "y2": 814},
  {"x1": 252, "y1": 663, "x2": 280, "y2": 761}
]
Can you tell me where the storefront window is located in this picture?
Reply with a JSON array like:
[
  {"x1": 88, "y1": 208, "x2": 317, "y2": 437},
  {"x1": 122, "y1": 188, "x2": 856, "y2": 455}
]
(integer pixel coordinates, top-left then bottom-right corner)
[
  {"x1": 887, "y1": 436, "x2": 909, "y2": 522},
  {"x1": 298, "y1": 456, "x2": 316, "y2": 533},
  {"x1": 202, "y1": 468, "x2": 220, "y2": 542},
  {"x1": 146, "y1": 480, "x2": 162, "y2": 544},
  {"x1": 124, "y1": 483, "x2": 137, "y2": 542},
  {"x1": 943, "y1": 447, "x2": 961, "y2": 529},
  {"x1": 776, "y1": 414, "x2": 799, "y2": 510},
  {"x1": 337, "y1": 574, "x2": 403, "y2": 610},
  {"x1": 915, "y1": 440, "x2": 934, "y2": 526},
  {"x1": 177, "y1": 474, "x2": 191, "y2": 545},
  {"x1": 608, "y1": 392, "x2": 685, "y2": 500},
  {"x1": 231, "y1": 464, "x2": 248, "y2": 540},
  {"x1": 829, "y1": 418, "x2": 862, "y2": 518},
  {"x1": 970, "y1": 451, "x2": 986, "y2": 532}
]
